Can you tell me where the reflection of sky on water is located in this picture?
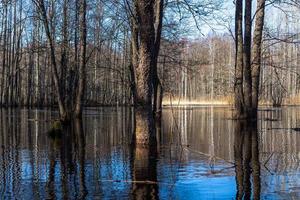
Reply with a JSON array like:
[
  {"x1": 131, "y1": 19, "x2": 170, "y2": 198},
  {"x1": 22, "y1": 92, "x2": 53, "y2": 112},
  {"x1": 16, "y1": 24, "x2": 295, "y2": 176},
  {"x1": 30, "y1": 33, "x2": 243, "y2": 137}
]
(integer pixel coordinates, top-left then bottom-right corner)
[
  {"x1": 0, "y1": 107, "x2": 299, "y2": 199},
  {"x1": 10, "y1": 150, "x2": 241, "y2": 199}
]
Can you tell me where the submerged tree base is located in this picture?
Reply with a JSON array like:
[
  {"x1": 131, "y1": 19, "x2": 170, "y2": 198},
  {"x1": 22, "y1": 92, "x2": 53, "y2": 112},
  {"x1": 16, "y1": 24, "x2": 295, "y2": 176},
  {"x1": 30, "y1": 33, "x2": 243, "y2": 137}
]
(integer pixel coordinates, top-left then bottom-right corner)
[
  {"x1": 133, "y1": 106, "x2": 157, "y2": 146},
  {"x1": 47, "y1": 120, "x2": 63, "y2": 139}
]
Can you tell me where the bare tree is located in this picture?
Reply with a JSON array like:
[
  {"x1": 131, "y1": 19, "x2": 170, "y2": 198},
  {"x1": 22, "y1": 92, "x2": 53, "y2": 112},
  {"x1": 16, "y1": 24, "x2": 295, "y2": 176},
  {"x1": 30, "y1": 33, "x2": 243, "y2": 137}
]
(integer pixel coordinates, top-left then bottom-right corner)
[
  {"x1": 33, "y1": 0, "x2": 86, "y2": 121},
  {"x1": 33, "y1": 0, "x2": 68, "y2": 121},
  {"x1": 75, "y1": 0, "x2": 87, "y2": 117},
  {"x1": 252, "y1": 0, "x2": 266, "y2": 116},
  {"x1": 233, "y1": 0, "x2": 245, "y2": 119},
  {"x1": 131, "y1": 0, "x2": 157, "y2": 145},
  {"x1": 243, "y1": 0, "x2": 253, "y2": 116}
]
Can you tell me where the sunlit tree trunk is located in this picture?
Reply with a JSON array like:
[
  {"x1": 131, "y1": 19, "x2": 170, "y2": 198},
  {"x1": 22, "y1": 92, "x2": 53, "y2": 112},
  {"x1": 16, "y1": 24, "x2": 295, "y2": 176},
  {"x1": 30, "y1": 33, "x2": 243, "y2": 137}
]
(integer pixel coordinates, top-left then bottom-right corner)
[
  {"x1": 132, "y1": 0, "x2": 156, "y2": 145},
  {"x1": 252, "y1": 0, "x2": 266, "y2": 117}
]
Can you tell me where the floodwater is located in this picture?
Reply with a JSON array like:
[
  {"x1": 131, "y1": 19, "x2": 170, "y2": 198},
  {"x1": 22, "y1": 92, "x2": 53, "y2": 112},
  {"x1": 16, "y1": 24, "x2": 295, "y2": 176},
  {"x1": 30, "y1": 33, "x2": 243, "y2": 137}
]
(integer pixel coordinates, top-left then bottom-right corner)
[{"x1": 0, "y1": 107, "x2": 299, "y2": 199}]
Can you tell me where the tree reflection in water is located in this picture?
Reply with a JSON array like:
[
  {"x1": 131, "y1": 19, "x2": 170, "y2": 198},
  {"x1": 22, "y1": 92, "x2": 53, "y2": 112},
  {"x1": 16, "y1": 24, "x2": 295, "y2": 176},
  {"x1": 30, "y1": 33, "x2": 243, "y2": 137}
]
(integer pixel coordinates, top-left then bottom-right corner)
[
  {"x1": 0, "y1": 108, "x2": 299, "y2": 199},
  {"x1": 47, "y1": 119, "x2": 87, "y2": 199},
  {"x1": 130, "y1": 110, "x2": 159, "y2": 200},
  {"x1": 234, "y1": 120, "x2": 261, "y2": 200}
]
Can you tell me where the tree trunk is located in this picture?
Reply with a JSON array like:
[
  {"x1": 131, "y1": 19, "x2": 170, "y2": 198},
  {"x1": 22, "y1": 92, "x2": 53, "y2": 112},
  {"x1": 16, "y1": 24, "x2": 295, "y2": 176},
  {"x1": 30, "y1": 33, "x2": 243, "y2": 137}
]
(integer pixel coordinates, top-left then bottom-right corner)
[
  {"x1": 153, "y1": 80, "x2": 163, "y2": 120},
  {"x1": 75, "y1": 0, "x2": 87, "y2": 118},
  {"x1": 252, "y1": 0, "x2": 266, "y2": 117},
  {"x1": 152, "y1": 0, "x2": 164, "y2": 119},
  {"x1": 133, "y1": 0, "x2": 156, "y2": 145},
  {"x1": 233, "y1": 0, "x2": 244, "y2": 119},
  {"x1": 61, "y1": 0, "x2": 69, "y2": 106},
  {"x1": 243, "y1": 0, "x2": 252, "y2": 117},
  {"x1": 129, "y1": 15, "x2": 139, "y2": 106},
  {"x1": 34, "y1": 0, "x2": 68, "y2": 121},
  {"x1": 1, "y1": 3, "x2": 8, "y2": 105}
]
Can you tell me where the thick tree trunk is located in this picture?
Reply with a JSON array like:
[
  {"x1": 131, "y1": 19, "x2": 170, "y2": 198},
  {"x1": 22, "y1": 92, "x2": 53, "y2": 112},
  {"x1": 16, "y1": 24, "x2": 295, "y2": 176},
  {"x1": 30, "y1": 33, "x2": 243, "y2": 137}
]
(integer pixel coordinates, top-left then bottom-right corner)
[
  {"x1": 75, "y1": 0, "x2": 87, "y2": 118},
  {"x1": 243, "y1": 0, "x2": 252, "y2": 117},
  {"x1": 252, "y1": 0, "x2": 266, "y2": 118},
  {"x1": 132, "y1": 0, "x2": 156, "y2": 145},
  {"x1": 233, "y1": 0, "x2": 244, "y2": 119}
]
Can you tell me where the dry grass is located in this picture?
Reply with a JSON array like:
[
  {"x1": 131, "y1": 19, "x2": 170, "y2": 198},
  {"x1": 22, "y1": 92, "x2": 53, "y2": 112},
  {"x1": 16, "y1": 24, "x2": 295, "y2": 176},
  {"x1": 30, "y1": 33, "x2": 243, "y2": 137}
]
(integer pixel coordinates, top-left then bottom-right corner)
[
  {"x1": 162, "y1": 95, "x2": 233, "y2": 106},
  {"x1": 162, "y1": 95, "x2": 300, "y2": 106},
  {"x1": 283, "y1": 95, "x2": 300, "y2": 105}
]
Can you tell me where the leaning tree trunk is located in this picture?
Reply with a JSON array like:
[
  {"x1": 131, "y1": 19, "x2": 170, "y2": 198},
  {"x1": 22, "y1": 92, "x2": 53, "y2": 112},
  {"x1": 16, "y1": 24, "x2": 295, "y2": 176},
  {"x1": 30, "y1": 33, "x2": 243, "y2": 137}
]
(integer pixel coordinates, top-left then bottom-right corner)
[
  {"x1": 133, "y1": 0, "x2": 156, "y2": 145},
  {"x1": 252, "y1": 0, "x2": 266, "y2": 118},
  {"x1": 75, "y1": 0, "x2": 87, "y2": 118},
  {"x1": 243, "y1": 0, "x2": 252, "y2": 118},
  {"x1": 35, "y1": 0, "x2": 68, "y2": 121},
  {"x1": 233, "y1": 0, "x2": 244, "y2": 119}
]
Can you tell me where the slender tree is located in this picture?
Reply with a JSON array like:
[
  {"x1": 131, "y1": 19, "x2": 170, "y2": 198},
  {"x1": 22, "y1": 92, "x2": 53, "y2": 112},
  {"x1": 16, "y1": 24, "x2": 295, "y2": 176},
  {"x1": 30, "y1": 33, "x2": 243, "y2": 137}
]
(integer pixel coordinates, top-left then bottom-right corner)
[
  {"x1": 243, "y1": 0, "x2": 252, "y2": 116},
  {"x1": 75, "y1": 0, "x2": 87, "y2": 117},
  {"x1": 252, "y1": 0, "x2": 266, "y2": 116},
  {"x1": 233, "y1": 0, "x2": 245, "y2": 119},
  {"x1": 33, "y1": 0, "x2": 68, "y2": 121},
  {"x1": 152, "y1": 0, "x2": 164, "y2": 120},
  {"x1": 32, "y1": 0, "x2": 87, "y2": 121}
]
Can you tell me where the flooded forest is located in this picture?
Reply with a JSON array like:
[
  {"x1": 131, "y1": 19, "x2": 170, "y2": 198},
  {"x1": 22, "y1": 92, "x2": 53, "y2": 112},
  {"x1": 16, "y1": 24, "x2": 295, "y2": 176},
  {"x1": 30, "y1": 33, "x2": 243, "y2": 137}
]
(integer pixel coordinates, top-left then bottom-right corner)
[{"x1": 0, "y1": 0, "x2": 299, "y2": 199}]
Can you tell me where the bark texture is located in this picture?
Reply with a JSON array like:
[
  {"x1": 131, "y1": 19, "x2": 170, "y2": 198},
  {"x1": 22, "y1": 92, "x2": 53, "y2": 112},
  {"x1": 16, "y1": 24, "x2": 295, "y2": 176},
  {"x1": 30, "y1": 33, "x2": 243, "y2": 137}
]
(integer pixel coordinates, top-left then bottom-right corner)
[
  {"x1": 243, "y1": 0, "x2": 252, "y2": 116},
  {"x1": 233, "y1": 0, "x2": 244, "y2": 119},
  {"x1": 130, "y1": 0, "x2": 164, "y2": 145},
  {"x1": 252, "y1": 0, "x2": 266, "y2": 117},
  {"x1": 134, "y1": 0, "x2": 156, "y2": 144}
]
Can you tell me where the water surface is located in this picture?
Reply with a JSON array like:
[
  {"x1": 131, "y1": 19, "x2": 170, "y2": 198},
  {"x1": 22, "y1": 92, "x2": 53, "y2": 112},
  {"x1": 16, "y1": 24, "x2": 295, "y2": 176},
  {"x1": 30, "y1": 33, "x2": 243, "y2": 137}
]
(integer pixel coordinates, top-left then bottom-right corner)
[{"x1": 0, "y1": 107, "x2": 299, "y2": 199}]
